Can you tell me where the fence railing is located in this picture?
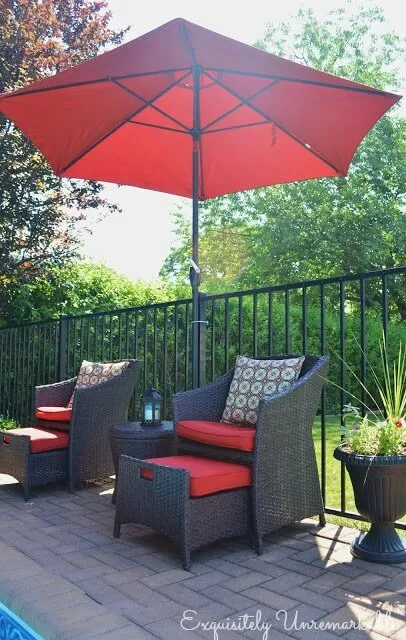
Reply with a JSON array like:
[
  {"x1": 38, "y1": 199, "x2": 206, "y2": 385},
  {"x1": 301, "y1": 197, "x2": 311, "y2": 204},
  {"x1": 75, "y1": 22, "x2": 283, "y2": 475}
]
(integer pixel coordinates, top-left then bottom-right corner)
[
  {"x1": 0, "y1": 319, "x2": 60, "y2": 426},
  {"x1": 0, "y1": 265, "x2": 405, "y2": 528}
]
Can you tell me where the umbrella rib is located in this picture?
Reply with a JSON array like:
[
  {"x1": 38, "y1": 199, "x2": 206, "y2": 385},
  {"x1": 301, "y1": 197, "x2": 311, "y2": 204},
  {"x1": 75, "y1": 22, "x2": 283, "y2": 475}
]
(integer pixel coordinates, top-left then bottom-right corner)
[
  {"x1": 201, "y1": 75, "x2": 279, "y2": 132},
  {"x1": 199, "y1": 133, "x2": 205, "y2": 201},
  {"x1": 206, "y1": 67, "x2": 399, "y2": 98},
  {"x1": 179, "y1": 21, "x2": 198, "y2": 67},
  {"x1": 207, "y1": 70, "x2": 344, "y2": 175},
  {"x1": 59, "y1": 72, "x2": 192, "y2": 175},
  {"x1": 204, "y1": 121, "x2": 269, "y2": 134},
  {"x1": 128, "y1": 121, "x2": 189, "y2": 135},
  {"x1": 2, "y1": 67, "x2": 398, "y2": 102},
  {"x1": 0, "y1": 68, "x2": 191, "y2": 98},
  {"x1": 178, "y1": 23, "x2": 206, "y2": 201},
  {"x1": 112, "y1": 78, "x2": 191, "y2": 132}
]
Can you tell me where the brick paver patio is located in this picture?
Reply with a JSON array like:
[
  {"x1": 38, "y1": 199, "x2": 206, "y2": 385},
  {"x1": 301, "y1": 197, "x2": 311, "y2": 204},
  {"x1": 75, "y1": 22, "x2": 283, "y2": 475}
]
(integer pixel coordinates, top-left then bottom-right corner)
[{"x1": 0, "y1": 474, "x2": 405, "y2": 640}]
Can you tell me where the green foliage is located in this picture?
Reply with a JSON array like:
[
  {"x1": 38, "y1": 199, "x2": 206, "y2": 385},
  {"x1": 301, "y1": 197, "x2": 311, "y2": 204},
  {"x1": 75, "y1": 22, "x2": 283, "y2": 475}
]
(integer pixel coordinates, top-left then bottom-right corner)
[
  {"x1": 161, "y1": 3, "x2": 406, "y2": 316},
  {"x1": 340, "y1": 335, "x2": 406, "y2": 455},
  {"x1": 163, "y1": 207, "x2": 251, "y2": 293},
  {"x1": 378, "y1": 419, "x2": 406, "y2": 455},
  {"x1": 257, "y1": 3, "x2": 403, "y2": 89},
  {"x1": 2, "y1": 262, "x2": 189, "y2": 325},
  {"x1": 0, "y1": 1, "x2": 127, "y2": 315},
  {"x1": 344, "y1": 414, "x2": 406, "y2": 456},
  {"x1": 0, "y1": 415, "x2": 19, "y2": 430},
  {"x1": 345, "y1": 416, "x2": 380, "y2": 455},
  {"x1": 204, "y1": 288, "x2": 405, "y2": 414},
  {"x1": 378, "y1": 337, "x2": 406, "y2": 421}
]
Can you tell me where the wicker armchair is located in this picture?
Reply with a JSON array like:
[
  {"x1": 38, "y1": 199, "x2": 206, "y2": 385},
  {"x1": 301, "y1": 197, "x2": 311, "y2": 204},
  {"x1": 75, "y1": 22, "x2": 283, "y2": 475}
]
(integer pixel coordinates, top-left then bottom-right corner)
[
  {"x1": 35, "y1": 360, "x2": 141, "y2": 491},
  {"x1": 173, "y1": 355, "x2": 329, "y2": 554}
]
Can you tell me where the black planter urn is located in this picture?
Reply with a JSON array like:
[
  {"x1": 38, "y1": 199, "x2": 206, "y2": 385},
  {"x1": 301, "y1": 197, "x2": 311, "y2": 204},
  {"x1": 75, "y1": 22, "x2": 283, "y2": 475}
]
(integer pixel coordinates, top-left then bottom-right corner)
[{"x1": 334, "y1": 445, "x2": 406, "y2": 563}]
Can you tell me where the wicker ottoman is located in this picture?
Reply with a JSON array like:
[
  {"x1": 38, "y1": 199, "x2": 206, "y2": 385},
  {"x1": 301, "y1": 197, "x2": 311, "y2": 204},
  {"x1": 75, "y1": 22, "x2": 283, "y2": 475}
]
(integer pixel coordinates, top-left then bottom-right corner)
[
  {"x1": 113, "y1": 454, "x2": 251, "y2": 569},
  {"x1": 0, "y1": 428, "x2": 68, "y2": 501},
  {"x1": 109, "y1": 421, "x2": 174, "y2": 503}
]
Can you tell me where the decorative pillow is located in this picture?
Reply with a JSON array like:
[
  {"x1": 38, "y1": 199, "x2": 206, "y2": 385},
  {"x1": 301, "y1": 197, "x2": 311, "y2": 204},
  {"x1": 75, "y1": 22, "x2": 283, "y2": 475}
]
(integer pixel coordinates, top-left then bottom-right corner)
[
  {"x1": 221, "y1": 355, "x2": 305, "y2": 426},
  {"x1": 67, "y1": 360, "x2": 131, "y2": 408}
]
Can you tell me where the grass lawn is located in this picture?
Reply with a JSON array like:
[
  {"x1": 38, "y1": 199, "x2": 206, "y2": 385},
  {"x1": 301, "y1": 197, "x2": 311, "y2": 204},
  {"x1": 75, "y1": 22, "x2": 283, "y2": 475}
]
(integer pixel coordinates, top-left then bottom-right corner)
[{"x1": 312, "y1": 416, "x2": 406, "y2": 535}]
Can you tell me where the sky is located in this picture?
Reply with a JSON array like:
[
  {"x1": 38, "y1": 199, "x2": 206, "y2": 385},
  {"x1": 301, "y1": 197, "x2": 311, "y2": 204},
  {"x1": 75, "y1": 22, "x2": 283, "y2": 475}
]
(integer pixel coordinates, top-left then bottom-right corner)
[{"x1": 82, "y1": 0, "x2": 404, "y2": 282}]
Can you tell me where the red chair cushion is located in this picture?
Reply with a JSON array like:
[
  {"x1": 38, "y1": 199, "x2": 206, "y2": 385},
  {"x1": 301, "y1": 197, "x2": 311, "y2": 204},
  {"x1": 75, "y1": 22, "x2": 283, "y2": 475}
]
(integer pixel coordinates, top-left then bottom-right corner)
[
  {"x1": 35, "y1": 407, "x2": 72, "y2": 422},
  {"x1": 3, "y1": 428, "x2": 69, "y2": 453},
  {"x1": 141, "y1": 455, "x2": 251, "y2": 497},
  {"x1": 176, "y1": 420, "x2": 255, "y2": 452}
]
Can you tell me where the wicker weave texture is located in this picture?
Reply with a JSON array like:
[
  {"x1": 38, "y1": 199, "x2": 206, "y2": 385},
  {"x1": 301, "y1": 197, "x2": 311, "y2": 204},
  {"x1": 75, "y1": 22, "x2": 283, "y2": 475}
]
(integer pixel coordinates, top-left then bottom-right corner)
[
  {"x1": 177, "y1": 437, "x2": 252, "y2": 464},
  {"x1": 35, "y1": 378, "x2": 77, "y2": 412},
  {"x1": 252, "y1": 356, "x2": 329, "y2": 551},
  {"x1": 34, "y1": 378, "x2": 77, "y2": 431},
  {"x1": 173, "y1": 355, "x2": 329, "y2": 553},
  {"x1": 68, "y1": 360, "x2": 141, "y2": 490},
  {"x1": 0, "y1": 429, "x2": 30, "y2": 493},
  {"x1": 173, "y1": 370, "x2": 234, "y2": 423},
  {"x1": 0, "y1": 430, "x2": 68, "y2": 500},
  {"x1": 114, "y1": 454, "x2": 250, "y2": 569},
  {"x1": 109, "y1": 422, "x2": 174, "y2": 502},
  {"x1": 32, "y1": 360, "x2": 141, "y2": 493}
]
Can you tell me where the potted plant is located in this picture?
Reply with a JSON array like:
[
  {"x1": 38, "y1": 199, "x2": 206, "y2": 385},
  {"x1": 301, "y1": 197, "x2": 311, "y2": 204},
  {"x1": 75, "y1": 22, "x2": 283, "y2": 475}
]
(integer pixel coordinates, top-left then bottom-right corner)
[{"x1": 333, "y1": 337, "x2": 406, "y2": 563}]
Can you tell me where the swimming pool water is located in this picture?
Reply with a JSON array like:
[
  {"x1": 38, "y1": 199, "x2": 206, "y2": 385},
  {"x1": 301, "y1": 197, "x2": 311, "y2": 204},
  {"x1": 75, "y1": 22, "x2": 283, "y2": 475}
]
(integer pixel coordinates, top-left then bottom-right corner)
[{"x1": 0, "y1": 601, "x2": 44, "y2": 640}]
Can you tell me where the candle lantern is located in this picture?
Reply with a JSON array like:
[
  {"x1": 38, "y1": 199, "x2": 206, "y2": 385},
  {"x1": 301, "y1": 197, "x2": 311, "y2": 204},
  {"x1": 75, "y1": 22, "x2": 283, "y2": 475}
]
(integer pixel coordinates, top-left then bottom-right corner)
[{"x1": 141, "y1": 386, "x2": 163, "y2": 426}]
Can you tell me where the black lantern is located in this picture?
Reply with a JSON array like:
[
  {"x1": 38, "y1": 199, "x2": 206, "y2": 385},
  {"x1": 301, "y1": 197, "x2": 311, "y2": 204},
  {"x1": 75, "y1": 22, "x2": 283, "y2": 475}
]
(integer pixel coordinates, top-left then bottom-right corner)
[{"x1": 141, "y1": 386, "x2": 163, "y2": 426}]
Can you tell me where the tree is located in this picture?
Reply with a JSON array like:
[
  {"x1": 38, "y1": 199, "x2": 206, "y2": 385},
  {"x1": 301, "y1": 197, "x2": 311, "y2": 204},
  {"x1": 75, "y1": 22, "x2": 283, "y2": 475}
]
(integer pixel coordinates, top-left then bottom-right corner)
[
  {"x1": 0, "y1": 1, "x2": 126, "y2": 304},
  {"x1": 162, "y1": 207, "x2": 251, "y2": 293},
  {"x1": 161, "y1": 4, "x2": 406, "y2": 314},
  {"x1": 3, "y1": 262, "x2": 189, "y2": 326}
]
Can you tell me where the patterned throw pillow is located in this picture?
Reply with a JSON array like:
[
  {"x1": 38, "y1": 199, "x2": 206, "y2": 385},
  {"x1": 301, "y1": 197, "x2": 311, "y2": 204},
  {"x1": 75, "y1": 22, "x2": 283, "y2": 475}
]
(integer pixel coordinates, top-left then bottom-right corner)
[
  {"x1": 67, "y1": 360, "x2": 131, "y2": 408},
  {"x1": 221, "y1": 355, "x2": 305, "y2": 426}
]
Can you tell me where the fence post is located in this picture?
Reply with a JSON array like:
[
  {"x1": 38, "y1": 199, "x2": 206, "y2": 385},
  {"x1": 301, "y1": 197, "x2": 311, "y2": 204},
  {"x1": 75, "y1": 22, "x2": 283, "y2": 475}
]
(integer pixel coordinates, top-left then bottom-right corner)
[
  {"x1": 57, "y1": 314, "x2": 68, "y2": 381},
  {"x1": 198, "y1": 293, "x2": 207, "y2": 387}
]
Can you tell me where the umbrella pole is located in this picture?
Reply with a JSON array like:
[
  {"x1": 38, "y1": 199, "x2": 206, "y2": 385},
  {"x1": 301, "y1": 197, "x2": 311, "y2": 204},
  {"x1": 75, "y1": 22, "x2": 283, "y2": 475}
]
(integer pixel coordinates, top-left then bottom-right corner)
[
  {"x1": 191, "y1": 160, "x2": 200, "y2": 389},
  {"x1": 191, "y1": 65, "x2": 202, "y2": 389}
]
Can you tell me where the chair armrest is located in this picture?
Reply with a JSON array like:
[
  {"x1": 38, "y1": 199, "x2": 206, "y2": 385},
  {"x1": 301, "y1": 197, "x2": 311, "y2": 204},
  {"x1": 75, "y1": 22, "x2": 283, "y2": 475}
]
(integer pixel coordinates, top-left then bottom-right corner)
[
  {"x1": 172, "y1": 370, "x2": 234, "y2": 422},
  {"x1": 254, "y1": 357, "x2": 329, "y2": 467},
  {"x1": 251, "y1": 356, "x2": 329, "y2": 537},
  {"x1": 67, "y1": 360, "x2": 141, "y2": 485},
  {"x1": 69, "y1": 361, "x2": 141, "y2": 434},
  {"x1": 35, "y1": 378, "x2": 77, "y2": 408},
  {"x1": 72, "y1": 373, "x2": 132, "y2": 409}
]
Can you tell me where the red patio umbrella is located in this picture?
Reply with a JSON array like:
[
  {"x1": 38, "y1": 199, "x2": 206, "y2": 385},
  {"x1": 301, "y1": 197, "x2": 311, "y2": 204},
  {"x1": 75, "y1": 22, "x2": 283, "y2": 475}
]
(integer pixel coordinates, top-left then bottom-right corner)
[{"x1": 0, "y1": 18, "x2": 401, "y2": 386}]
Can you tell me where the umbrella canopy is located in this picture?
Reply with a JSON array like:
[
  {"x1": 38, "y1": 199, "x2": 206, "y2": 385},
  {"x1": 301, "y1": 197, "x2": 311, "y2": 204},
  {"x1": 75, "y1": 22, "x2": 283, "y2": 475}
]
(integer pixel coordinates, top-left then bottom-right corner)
[
  {"x1": 0, "y1": 18, "x2": 401, "y2": 386},
  {"x1": 0, "y1": 17, "x2": 400, "y2": 197}
]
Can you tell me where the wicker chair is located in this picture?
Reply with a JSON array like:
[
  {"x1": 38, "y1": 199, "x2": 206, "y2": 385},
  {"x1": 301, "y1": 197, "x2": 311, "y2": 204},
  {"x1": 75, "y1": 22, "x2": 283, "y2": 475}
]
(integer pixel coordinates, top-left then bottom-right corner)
[
  {"x1": 35, "y1": 359, "x2": 141, "y2": 492},
  {"x1": 173, "y1": 355, "x2": 329, "y2": 554}
]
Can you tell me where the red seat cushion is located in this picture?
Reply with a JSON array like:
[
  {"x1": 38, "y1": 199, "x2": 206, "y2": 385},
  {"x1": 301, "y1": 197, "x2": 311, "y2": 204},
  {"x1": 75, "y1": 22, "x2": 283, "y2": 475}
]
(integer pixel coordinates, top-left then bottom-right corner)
[
  {"x1": 141, "y1": 455, "x2": 251, "y2": 497},
  {"x1": 35, "y1": 407, "x2": 72, "y2": 422},
  {"x1": 3, "y1": 428, "x2": 69, "y2": 453},
  {"x1": 176, "y1": 420, "x2": 255, "y2": 452}
]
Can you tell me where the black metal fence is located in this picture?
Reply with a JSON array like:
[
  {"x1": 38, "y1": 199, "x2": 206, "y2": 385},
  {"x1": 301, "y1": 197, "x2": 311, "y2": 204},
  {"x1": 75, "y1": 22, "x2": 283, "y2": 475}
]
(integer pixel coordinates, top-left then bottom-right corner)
[
  {"x1": 0, "y1": 265, "x2": 405, "y2": 527},
  {"x1": 0, "y1": 320, "x2": 60, "y2": 427}
]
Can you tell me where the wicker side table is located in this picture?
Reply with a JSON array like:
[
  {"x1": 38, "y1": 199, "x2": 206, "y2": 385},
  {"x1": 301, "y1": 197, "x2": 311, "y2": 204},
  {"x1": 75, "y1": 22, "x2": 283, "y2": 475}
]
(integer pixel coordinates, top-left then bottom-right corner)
[{"x1": 109, "y1": 421, "x2": 174, "y2": 503}]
